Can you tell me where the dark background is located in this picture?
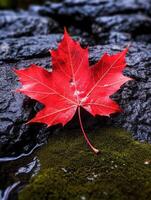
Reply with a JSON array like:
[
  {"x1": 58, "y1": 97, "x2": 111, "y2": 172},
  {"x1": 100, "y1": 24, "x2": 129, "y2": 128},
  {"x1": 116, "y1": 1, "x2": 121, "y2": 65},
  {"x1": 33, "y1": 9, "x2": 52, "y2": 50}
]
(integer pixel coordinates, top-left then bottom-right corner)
[{"x1": 0, "y1": 0, "x2": 44, "y2": 9}]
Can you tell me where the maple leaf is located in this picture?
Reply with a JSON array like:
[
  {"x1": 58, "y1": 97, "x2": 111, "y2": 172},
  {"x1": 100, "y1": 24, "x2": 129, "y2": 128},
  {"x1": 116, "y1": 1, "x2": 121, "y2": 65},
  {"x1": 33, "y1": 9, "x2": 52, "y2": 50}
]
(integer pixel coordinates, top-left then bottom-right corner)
[{"x1": 14, "y1": 29, "x2": 131, "y2": 154}]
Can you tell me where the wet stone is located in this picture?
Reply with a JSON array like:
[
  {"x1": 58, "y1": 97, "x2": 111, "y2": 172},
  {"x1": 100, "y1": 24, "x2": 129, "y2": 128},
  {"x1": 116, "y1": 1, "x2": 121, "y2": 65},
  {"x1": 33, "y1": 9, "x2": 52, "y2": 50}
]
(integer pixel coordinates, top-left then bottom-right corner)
[
  {"x1": 0, "y1": 34, "x2": 62, "y2": 62},
  {"x1": 0, "y1": 10, "x2": 59, "y2": 40},
  {"x1": 0, "y1": 34, "x2": 63, "y2": 157},
  {"x1": 92, "y1": 14, "x2": 151, "y2": 41},
  {"x1": 39, "y1": 0, "x2": 151, "y2": 45},
  {"x1": 89, "y1": 43, "x2": 151, "y2": 143},
  {"x1": 40, "y1": 0, "x2": 151, "y2": 19}
]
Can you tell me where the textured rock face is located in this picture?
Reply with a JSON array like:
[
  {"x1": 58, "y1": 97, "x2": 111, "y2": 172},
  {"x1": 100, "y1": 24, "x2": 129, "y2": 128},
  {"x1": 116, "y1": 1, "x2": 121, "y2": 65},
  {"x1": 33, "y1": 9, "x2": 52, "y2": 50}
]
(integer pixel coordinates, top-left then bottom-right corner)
[
  {"x1": 92, "y1": 14, "x2": 151, "y2": 41},
  {"x1": 0, "y1": 0, "x2": 151, "y2": 157},
  {"x1": 38, "y1": 0, "x2": 151, "y2": 44},
  {"x1": 0, "y1": 11, "x2": 59, "y2": 40},
  {"x1": 0, "y1": 10, "x2": 61, "y2": 157},
  {"x1": 89, "y1": 43, "x2": 151, "y2": 143},
  {"x1": 0, "y1": 65, "x2": 36, "y2": 156},
  {"x1": 39, "y1": 0, "x2": 151, "y2": 19},
  {"x1": 0, "y1": 34, "x2": 61, "y2": 62},
  {"x1": 0, "y1": 34, "x2": 63, "y2": 157}
]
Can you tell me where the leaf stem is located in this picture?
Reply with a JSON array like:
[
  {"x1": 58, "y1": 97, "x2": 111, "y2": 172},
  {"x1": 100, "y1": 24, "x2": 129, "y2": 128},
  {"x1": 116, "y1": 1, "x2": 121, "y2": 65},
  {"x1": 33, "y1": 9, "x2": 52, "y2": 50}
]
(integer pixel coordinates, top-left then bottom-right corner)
[{"x1": 78, "y1": 107, "x2": 99, "y2": 154}]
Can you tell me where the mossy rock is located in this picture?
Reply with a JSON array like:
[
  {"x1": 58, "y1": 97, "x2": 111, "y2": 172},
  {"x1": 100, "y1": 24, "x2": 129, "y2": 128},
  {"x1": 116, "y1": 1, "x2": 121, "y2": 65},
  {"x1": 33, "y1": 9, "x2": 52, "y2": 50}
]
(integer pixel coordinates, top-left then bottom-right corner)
[{"x1": 19, "y1": 127, "x2": 151, "y2": 200}]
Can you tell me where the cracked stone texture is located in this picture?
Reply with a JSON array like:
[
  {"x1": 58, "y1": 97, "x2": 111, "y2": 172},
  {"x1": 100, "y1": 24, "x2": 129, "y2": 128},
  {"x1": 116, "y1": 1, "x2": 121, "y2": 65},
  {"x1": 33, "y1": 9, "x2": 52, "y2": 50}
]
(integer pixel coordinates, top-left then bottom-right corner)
[
  {"x1": 37, "y1": 0, "x2": 151, "y2": 44},
  {"x1": 0, "y1": 34, "x2": 63, "y2": 157},
  {"x1": 89, "y1": 43, "x2": 151, "y2": 143},
  {"x1": 0, "y1": 0, "x2": 151, "y2": 157},
  {"x1": 39, "y1": 0, "x2": 151, "y2": 19},
  {"x1": 0, "y1": 10, "x2": 59, "y2": 40}
]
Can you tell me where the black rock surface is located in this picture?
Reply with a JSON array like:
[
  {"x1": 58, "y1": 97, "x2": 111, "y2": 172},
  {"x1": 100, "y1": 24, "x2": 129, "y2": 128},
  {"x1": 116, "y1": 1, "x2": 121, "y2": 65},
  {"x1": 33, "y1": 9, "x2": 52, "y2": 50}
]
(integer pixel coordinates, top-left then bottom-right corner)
[
  {"x1": 89, "y1": 43, "x2": 151, "y2": 143},
  {"x1": 0, "y1": 35, "x2": 61, "y2": 157},
  {"x1": 38, "y1": 0, "x2": 151, "y2": 44},
  {"x1": 0, "y1": 10, "x2": 59, "y2": 40},
  {"x1": 92, "y1": 14, "x2": 151, "y2": 42},
  {"x1": 0, "y1": 34, "x2": 61, "y2": 62},
  {"x1": 39, "y1": 0, "x2": 151, "y2": 19}
]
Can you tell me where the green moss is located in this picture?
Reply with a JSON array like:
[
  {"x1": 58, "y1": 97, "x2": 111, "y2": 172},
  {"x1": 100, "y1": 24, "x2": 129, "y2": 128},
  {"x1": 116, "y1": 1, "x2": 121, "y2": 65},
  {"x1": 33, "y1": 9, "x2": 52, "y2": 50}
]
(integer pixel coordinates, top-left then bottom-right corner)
[{"x1": 19, "y1": 127, "x2": 151, "y2": 200}]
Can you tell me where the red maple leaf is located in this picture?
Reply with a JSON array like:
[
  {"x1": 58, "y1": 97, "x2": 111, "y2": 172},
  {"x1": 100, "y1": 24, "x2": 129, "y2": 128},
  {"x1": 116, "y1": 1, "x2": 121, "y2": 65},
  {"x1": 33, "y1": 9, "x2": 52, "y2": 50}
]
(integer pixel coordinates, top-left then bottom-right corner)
[{"x1": 14, "y1": 29, "x2": 131, "y2": 154}]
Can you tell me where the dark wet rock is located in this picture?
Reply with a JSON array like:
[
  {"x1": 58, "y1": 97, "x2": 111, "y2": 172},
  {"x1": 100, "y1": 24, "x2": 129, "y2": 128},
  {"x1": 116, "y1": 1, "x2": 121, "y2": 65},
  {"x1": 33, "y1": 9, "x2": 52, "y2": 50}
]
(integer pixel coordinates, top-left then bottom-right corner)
[
  {"x1": 0, "y1": 65, "x2": 31, "y2": 156},
  {"x1": 94, "y1": 14, "x2": 151, "y2": 33},
  {"x1": 0, "y1": 34, "x2": 63, "y2": 157},
  {"x1": 0, "y1": 34, "x2": 62, "y2": 62},
  {"x1": 107, "y1": 32, "x2": 132, "y2": 45},
  {"x1": 0, "y1": 65, "x2": 53, "y2": 157},
  {"x1": 112, "y1": 81, "x2": 151, "y2": 143},
  {"x1": 37, "y1": 0, "x2": 151, "y2": 45},
  {"x1": 90, "y1": 42, "x2": 151, "y2": 80},
  {"x1": 92, "y1": 14, "x2": 151, "y2": 41},
  {"x1": 0, "y1": 10, "x2": 59, "y2": 40},
  {"x1": 40, "y1": 0, "x2": 151, "y2": 19},
  {"x1": 89, "y1": 43, "x2": 151, "y2": 143},
  {"x1": 135, "y1": 34, "x2": 151, "y2": 43}
]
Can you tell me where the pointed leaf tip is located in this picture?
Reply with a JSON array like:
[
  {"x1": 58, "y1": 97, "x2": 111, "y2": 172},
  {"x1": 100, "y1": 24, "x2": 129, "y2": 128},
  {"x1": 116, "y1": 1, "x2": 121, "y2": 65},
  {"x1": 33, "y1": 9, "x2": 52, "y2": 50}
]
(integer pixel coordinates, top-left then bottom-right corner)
[
  {"x1": 64, "y1": 27, "x2": 67, "y2": 33},
  {"x1": 63, "y1": 27, "x2": 72, "y2": 40}
]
